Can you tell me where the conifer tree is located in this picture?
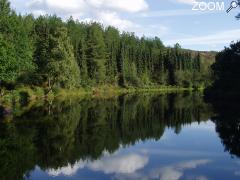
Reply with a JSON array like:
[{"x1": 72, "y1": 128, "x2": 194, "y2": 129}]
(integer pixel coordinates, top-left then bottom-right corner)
[
  {"x1": 86, "y1": 23, "x2": 106, "y2": 84},
  {"x1": 34, "y1": 16, "x2": 80, "y2": 90},
  {"x1": 0, "y1": 0, "x2": 34, "y2": 84}
]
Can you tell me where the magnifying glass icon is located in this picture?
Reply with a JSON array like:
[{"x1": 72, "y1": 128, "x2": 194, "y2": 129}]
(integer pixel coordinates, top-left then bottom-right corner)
[{"x1": 227, "y1": 1, "x2": 239, "y2": 13}]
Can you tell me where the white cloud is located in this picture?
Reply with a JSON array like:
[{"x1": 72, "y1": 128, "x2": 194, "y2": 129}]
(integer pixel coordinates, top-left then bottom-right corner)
[
  {"x1": 153, "y1": 167, "x2": 183, "y2": 180},
  {"x1": 48, "y1": 161, "x2": 86, "y2": 176},
  {"x1": 10, "y1": 0, "x2": 148, "y2": 15},
  {"x1": 176, "y1": 0, "x2": 197, "y2": 5},
  {"x1": 86, "y1": 0, "x2": 148, "y2": 13},
  {"x1": 79, "y1": 11, "x2": 169, "y2": 37},
  {"x1": 95, "y1": 11, "x2": 138, "y2": 31},
  {"x1": 31, "y1": 10, "x2": 46, "y2": 16},
  {"x1": 235, "y1": 171, "x2": 240, "y2": 176},
  {"x1": 9, "y1": 0, "x2": 152, "y2": 36},
  {"x1": 26, "y1": 0, "x2": 87, "y2": 15},
  {"x1": 114, "y1": 159, "x2": 211, "y2": 180},
  {"x1": 140, "y1": 9, "x2": 217, "y2": 18},
  {"x1": 151, "y1": 159, "x2": 211, "y2": 180},
  {"x1": 177, "y1": 159, "x2": 210, "y2": 169},
  {"x1": 188, "y1": 121, "x2": 216, "y2": 131},
  {"x1": 88, "y1": 153, "x2": 148, "y2": 174},
  {"x1": 47, "y1": 153, "x2": 148, "y2": 176},
  {"x1": 165, "y1": 29, "x2": 240, "y2": 46},
  {"x1": 45, "y1": 0, "x2": 86, "y2": 12}
]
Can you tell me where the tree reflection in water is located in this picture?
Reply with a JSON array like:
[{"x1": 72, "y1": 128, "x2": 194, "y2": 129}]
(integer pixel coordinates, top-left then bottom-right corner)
[
  {"x1": 2, "y1": 92, "x2": 237, "y2": 180},
  {"x1": 210, "y1": 100, "x2": 240, "y2": 158}
]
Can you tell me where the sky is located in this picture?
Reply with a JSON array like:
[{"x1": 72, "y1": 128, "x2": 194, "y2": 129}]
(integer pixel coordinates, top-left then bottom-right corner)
[{"x1": 8, "y1": 0, "x2": 240, "y2": 51}]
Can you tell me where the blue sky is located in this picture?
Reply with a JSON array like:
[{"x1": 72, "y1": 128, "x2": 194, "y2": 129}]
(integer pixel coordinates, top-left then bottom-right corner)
[{"x1": 9, "y1": 0, "x2": 240, "y2": 51}]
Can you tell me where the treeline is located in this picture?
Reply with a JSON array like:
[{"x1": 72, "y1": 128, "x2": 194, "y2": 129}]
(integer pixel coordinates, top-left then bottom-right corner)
[
  {"x1": 0, "y1": 0, "x2": 212, "y2": 91},
  {"x1": 205, "y1": 41, "x2": 240, "y2": 99}
]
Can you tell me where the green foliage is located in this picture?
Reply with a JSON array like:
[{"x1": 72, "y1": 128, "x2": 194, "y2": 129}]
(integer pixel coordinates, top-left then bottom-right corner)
[
  {"x1": 0, "y1": 0, "x2": 214, "y2": 91},
  {"x1": 86, "y1": 23, "x2": 107, "y2": 84},
  {"x1": 105, "y1": 26, "x2": 120, "y2": 84},
  {"x1": 0, "y1": 0, "x2": 35, "y2": 83},
  {"x1": 206, "y1": 41, "x2": 240, "y2": 98},
  {"x1": 33, "y1": 16, "x2": 80, "y2": 89}
]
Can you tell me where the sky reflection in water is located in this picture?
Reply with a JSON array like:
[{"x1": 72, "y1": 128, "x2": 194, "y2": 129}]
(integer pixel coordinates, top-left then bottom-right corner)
[
  {"x1": 1, "y1": 93, "x2": 240, "y2": 180},
  {"x1": 31, "y1": 121, "x2": 240, "y2": 180}
]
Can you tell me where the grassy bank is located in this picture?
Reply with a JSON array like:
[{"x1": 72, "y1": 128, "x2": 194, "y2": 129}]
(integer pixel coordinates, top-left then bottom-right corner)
[
  {"x1": 0, "y1": 85, "x2": 201, "y2": 117},
  {"x1": 54, "y1": 85, "x2": 197, "y2": 99}
]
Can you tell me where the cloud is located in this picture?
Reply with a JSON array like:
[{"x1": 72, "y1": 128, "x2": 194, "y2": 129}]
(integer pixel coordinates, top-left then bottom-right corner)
[
  {"x1": 95, "y1": 11, "x2": 138, "y2": 31},
  {"x1": 78, "y1": 11, "x2": 169, "y2": 37},
  {"x1": 9, "y1": 0, "x2": 152, "y2": 36},
  {"x1": 88, "y1": 153, "x2": 149, "y2": 174},
  {"x1": 45, "y1": 0, "x2": 86, "y2": 13},
  {"x1": 138, "y1": 148, "x2": 223, "y2": 157},
  {"x1": 176, "y1": 0, "x2": 197, "y2": 5},
  {"x1": 86, "y1": 0, "x2": 148, "y2": 13},
  {"x1": 10, "y1": 0, "x2": 148, "y2": 15},
  {"x1": 47, "y1": 153, "x2": 149, "y2": 176},
  {"x1": 10, "y1": 0, "x2": 86, "y2": 18},
  {"x1": 140, "y1": 9, "x2": 217, "y2": 18},
  {"x1": 165, "y1": 29, "x2": 240, "y2": 47},
  {"x1": 150, "y1": 159, "x2": 211, "y2": 180},
  {"x1": 114, "y1": 159, "x2": 211, "y2": 180},
  {"x1": 177, "y1": 159, "x2": 210, "y2": 169},
  {"x1": 188, "y1": 121, "x2": 216, "y2": 131},
  {"x1": 153, "y1": 167, "x2": 183, "y2": 180},
  {"x1": 47, "y1": 161, "x2": 86, "y2": 176},
  {"x1": 235, "y1": 171, "x2": 240, "y2": 176}
]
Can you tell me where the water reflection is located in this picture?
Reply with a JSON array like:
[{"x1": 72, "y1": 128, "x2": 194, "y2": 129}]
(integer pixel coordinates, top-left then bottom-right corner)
[
  {"x1": 48, "y1": 153, "x2": 149, "y2": 176},
  {"x1": 210, "y1": 100, "x2": 240, "y2": 158},
  {"x1": 0, "y1": 93, "x2": 239, "y2": 179},
  {"x1": 114, "y1": 159, "x2": 211, "y2": 180}
]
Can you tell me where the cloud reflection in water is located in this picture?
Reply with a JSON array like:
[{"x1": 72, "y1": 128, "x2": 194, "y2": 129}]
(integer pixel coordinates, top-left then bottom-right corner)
[{"x1": 47, "y1": 152, "x2": 149, "y2": 176}]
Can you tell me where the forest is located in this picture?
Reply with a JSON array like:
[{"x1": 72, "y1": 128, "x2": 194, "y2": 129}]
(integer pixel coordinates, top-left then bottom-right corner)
[
  {"x1": 205, "y1": 41, "x2": 240, "y2": 99},
  {"x1": 0, "y1": 0, "x2": 214, "y2": 98}
]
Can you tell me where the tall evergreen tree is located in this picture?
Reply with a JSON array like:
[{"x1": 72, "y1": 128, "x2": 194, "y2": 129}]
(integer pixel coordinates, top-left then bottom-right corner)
[
  {"x1": 34, "y1": 16, "x2": 80, "y2": 90},
  {"x1": 104, "y1": 26, "x2": 120, "y2": 84},
  {"x1": 86, "y1": 23, "x2": 106, "y2": 84},
  {"x1": 0, "y1": 0, "x2": 34, "y2": 84}
]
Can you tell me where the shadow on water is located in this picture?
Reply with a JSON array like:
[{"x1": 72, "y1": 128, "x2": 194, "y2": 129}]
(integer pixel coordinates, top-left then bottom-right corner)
[{"x1": 0, "y1": 92, "x2": 239, "y2": 179}]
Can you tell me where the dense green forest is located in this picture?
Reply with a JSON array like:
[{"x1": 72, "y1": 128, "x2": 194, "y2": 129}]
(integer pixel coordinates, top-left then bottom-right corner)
[
  {"x1": 0, "y1": 0, "x2": 214, "y2": 96},
  {"x1": 205, "y1": 41, "x2": 240, "y2": 99}
]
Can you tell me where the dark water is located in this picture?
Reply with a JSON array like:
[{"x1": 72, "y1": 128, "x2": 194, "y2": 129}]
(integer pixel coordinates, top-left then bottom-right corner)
[{"x1": 0, "y1": 93, "x2": 240, "y2": 180}]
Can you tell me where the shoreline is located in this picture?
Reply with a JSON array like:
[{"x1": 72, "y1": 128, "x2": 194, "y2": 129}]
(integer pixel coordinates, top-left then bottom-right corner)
[{"x1": 0, "y1": 86, "x2": 203, "y2": 117}]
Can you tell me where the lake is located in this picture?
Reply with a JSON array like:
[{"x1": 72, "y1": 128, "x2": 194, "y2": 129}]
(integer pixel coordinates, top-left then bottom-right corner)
[{"x1": 0, "y1": 93, "x2": 239, "y2": 180}]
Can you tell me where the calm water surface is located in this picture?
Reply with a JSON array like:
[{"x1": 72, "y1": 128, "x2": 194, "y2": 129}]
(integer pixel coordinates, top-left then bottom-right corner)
[{"x1": 0, "y1": 93, "x2": 239, "y2": 180}]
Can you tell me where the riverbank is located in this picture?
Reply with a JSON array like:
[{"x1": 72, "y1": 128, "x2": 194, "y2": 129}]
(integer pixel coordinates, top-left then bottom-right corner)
[{"x1": 0, "y1": 85, "x2": 202, "y2": 117}]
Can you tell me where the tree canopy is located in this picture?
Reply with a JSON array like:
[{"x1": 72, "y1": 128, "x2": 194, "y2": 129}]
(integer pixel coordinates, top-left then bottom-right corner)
[{"x1": 0, "y1": 0, "x2": 213, "y2": 90}]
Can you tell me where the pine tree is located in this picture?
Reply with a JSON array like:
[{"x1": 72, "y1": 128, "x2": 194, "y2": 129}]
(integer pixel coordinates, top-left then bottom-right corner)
[
  {"x1": 77, "y1": 39, "x2": 88, "y2": 85},
  {"x1": 105, "y1": 26, "x2": 120, "y2": 84},
  {"x1": 34, "y1": 16, "x2": 80, "y2": 90},
  {"x1": 0, "y1": 0, "x2": 34, "y2": 84},
  {"x1": 86, "y1": 23, "x2": 106, "y2": 84}
]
